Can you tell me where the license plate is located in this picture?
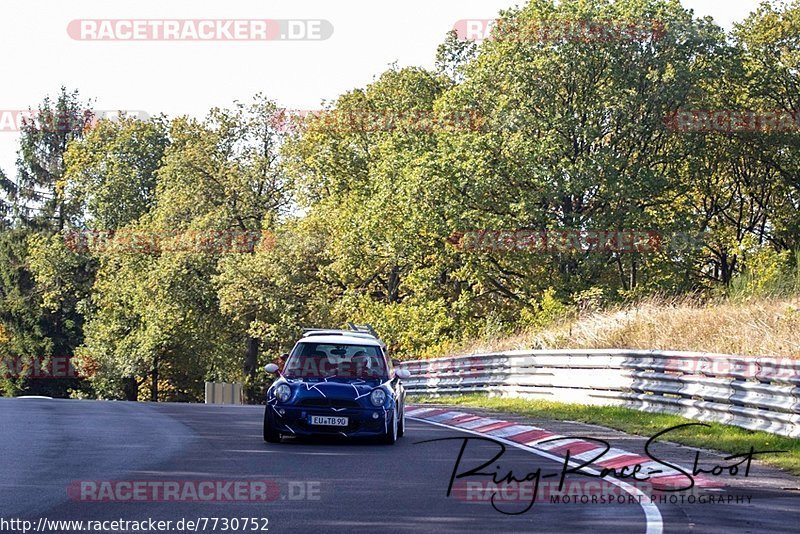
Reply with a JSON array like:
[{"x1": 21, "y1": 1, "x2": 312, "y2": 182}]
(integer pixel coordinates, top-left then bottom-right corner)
[{"x1": 309, "y1": 415, "x2": 349, "y2": 427}]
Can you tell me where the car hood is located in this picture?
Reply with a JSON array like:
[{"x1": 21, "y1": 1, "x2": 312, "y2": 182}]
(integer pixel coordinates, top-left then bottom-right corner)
[{"x1": 282, "y1": 377, "x2": 388, "y2": 399}]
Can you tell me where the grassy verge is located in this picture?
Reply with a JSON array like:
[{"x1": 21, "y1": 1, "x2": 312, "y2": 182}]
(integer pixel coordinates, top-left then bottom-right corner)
[
  {"x1": 427, "y1": 296, "x2": 800, "y2": 360},
  {"x1": 411, "y1": 394, "x2": 800, "y2": 476}
]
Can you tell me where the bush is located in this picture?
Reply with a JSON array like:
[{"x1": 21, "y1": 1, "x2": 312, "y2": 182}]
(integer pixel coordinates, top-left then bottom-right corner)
[
  {"x1": 520, "y1": 288, "x2": 572, "y2": 329},
  {"x1": 728, "y1": 248, "x2": 800, "y2": 300}
]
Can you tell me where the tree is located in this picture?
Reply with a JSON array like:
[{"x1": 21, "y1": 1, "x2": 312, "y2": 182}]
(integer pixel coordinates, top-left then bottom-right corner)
[
  {"x1": 0, "y1": 89, "x2": 93, "y2": 398},
  {"x1": 281, "y1": 66, "x2": 465, "y2": 353},
  {"x1": 436, "y1": 30, "x2": 478, "y2": 83},
  {"x1": 62, "y1": 115, "x2": 169, "y2": 230},
  {"x1": 14, "y1": 87, "x2": 93, "y2": 230},
  {"x1": 429, "y1": 0, "x2": 726, "y2": 308},
  {"x1": 0, "y1": 168, "x2": 15, "y2": 223},
  {"x1": 31, "y1": 115, "x2": 170, "y2": 400},
  {"x1": 77, "y1": 96, "x2": 290, "y2": 401},
  {"x1": 734, "y1": 0, "x2": 800, "y2": 251}
]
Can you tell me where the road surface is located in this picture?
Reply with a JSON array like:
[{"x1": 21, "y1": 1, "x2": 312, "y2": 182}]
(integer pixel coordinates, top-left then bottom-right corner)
[{"x1": 0, "y1": 398, "x2": 798, "y2": 533}]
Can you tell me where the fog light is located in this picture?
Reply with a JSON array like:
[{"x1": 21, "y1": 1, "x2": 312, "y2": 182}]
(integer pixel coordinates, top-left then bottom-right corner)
[
  {"x1": 372, "y1": 412, "x2": 380, "y2": 419},
  {"x1": 277, "y1": 408, "x2": 285, "y2": 416}
]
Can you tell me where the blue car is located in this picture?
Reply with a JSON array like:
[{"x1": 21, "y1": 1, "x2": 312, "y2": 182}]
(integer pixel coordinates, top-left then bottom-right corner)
[{"x1": 263, "y1": 326, "x2": 411, "y2": 444}]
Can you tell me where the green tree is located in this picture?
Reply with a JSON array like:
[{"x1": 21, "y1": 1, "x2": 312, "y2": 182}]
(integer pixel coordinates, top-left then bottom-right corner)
[
  {"x1": 0, "y1": 89, "x2": 93, "y2": 397},
  {"x1": 31, "y1": 115, "x2": 170, "y2": 400},
  {"x1": 62, "y1": 115, "x2": 169, "y2": 230},
  {"x1": 80, "y1": 96, "x2": 290, "y2": 401},
  {"x1": 15, "y1": 87, "x2": 92, "y2": 230},
  {"x1": 430, "y1": 0, "x2": 725, "y2": 308},
  {"x1": 734, "y1": 0, "x2": 800, "y2": 250}
]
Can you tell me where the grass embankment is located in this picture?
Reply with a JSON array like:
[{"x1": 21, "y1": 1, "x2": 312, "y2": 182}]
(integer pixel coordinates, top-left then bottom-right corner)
[
  {"x1": 435, "y1": 296, "x2": 800, "y2": 359},
  {"x1": 413, "y1": 394, "x2": 800, "y2": 476}
]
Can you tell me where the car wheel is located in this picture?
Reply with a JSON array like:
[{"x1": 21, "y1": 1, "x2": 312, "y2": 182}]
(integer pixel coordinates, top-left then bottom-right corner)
[
  {"x1": 397, "y1": 405, "x2": 405, "y2": 438},
  {"x1": 381, "y1": 407, "x2": 398, "y2": 445},
  {"x1": 263, "y1": 408, "x2": 281, "y2": 443}
]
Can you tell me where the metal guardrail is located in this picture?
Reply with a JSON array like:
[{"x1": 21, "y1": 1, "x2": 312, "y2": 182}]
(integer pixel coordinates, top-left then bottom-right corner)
[
  {"x1": 397, "y1": 349, "x2": 800, "y2": 438},
  {"x1": 204, "y1": 382, "x2": 244, "y2": 405}
]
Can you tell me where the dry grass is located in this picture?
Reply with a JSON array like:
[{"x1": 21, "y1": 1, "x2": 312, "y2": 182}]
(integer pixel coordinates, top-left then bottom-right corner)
[{"x1": 441, "y1": 296, "x2": 800, "y2": 358}]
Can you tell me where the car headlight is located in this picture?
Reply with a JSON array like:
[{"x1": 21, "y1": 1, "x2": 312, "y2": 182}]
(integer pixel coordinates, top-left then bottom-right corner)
[
  {"x1": 275, "y1": 384, "x2": 292, "y2": 403},
  {"x1": 370, "y1": 389, "x2": 387, "y2": 407}
]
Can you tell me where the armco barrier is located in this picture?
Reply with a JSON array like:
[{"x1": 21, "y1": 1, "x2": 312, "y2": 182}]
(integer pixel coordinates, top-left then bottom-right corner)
[
  {"x1": 204, "y1": 382, "x2": 244, "y2": 405},
  {"x1": 397, "y1": 349, "x2": 800, "y2": 438}
]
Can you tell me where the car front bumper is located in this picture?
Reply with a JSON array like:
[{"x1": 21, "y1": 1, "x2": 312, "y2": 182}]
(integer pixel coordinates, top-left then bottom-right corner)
[{"x1": 266, "y1": 404, "x2": 395, "y2": 438}]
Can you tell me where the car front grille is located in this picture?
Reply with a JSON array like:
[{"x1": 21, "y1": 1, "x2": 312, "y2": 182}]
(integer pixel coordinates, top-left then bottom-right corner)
[{"x1": 297, "y1": 398, "x2": 361, "y2": 409}]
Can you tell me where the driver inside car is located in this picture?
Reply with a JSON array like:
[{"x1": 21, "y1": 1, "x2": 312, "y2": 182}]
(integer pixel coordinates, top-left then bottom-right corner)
[{"x1": 351, "y1": 350, "x2": 369, "y2": 378}]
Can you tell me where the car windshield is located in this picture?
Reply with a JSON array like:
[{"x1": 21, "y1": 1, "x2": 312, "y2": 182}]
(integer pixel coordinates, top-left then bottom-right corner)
[{"x1": 284, "y1": 342, "x2": 388, "y2": 380}]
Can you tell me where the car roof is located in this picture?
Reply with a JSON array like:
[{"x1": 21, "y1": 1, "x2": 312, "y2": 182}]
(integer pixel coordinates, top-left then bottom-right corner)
[{"x1": 296, "y1": 334, "x2": 383, "y2": 348}]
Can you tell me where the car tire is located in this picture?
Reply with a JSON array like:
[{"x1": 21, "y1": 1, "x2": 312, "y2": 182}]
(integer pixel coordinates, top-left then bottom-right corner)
[
  {"x1": 397, "y1": 405, "x2": 405, "y2": 438},
  {"x1": 263, "y1": 408, "x2": 281, "y2": 443},
  {"x1": 380, "y1": 407, "x2": 398, "y2": 445}
]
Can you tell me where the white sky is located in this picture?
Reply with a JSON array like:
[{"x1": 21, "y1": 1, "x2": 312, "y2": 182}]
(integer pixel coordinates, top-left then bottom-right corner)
[{"x1": 0, "y1": 0, "x2": 763, "y2": 178}]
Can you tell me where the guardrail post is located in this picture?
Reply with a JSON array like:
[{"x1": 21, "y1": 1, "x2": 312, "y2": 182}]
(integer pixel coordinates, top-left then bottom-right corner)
[{"x1": 204, "y1": 381, "x2": 214, "y2": 404}]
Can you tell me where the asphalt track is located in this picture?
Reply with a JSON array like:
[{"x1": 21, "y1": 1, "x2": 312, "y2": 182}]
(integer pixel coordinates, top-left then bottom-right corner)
[{"x1": 0, "y1": 397, "x2": 798, "y2": 533}]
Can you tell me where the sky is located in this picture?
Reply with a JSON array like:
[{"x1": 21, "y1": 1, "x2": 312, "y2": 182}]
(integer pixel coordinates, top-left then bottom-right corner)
[{"x1": 0, "y1": 0, "x2": 764, "y2": 178}]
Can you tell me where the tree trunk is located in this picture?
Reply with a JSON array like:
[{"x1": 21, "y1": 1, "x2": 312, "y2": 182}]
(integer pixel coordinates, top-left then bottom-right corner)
[
  {"x1": 616, "y1": 255, "x2": 629, "y2": 291},
  {"x1": 150, "y1": 355, "x2": 159, "y2": 402},
  {"x1": 387, "y1": 265, "x2": 401, "y2": 303},
  {"x1": 244, "y1": 335, "x2": 259, "y2": 404},
  {"x1": 122, "y1": 376, "x2": 138, "y2": 401},
  {"x1": 720, "y1": 252, "x2": 736, "y2": 286}
]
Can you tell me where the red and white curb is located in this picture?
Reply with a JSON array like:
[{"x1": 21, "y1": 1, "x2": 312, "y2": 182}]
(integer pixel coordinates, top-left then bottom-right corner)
[{"x1": 405, "y1": 405, "x2": 724, "y2": 490}]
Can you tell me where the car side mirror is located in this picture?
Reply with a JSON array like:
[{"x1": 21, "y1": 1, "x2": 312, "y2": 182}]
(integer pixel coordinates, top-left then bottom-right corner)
[
  {"x1": 265, "y1": 363, "x2": 280, "y2": 374},
  {"x1": 396, "y1": 369, "x2": 411, "y2": 380}
]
